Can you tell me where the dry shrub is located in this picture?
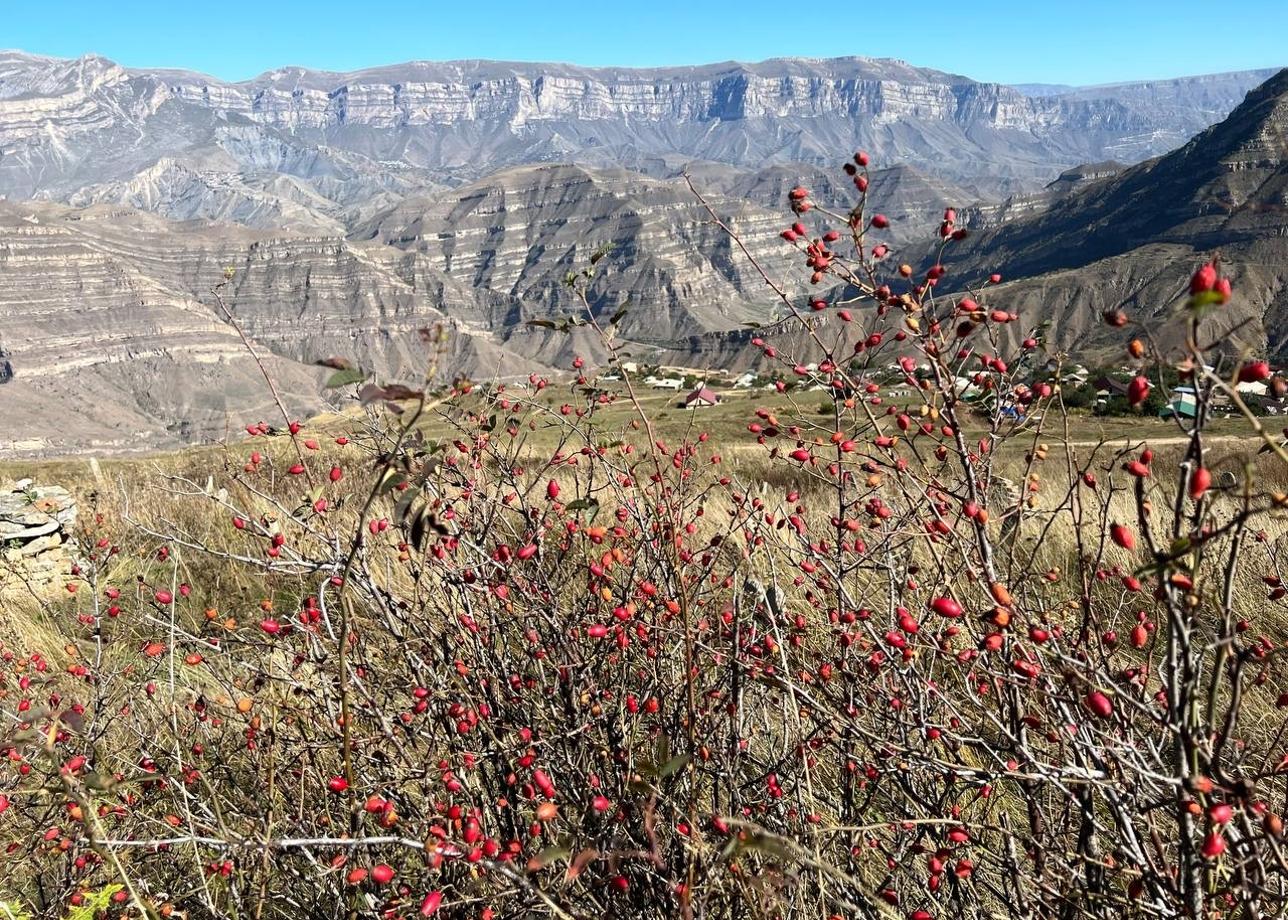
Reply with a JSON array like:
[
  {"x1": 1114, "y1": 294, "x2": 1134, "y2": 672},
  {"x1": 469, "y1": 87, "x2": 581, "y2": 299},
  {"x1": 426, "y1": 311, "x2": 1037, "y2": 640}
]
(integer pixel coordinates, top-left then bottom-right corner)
[{"x1": 3, "y1": 158, "x2": 1288, "y2": 920}]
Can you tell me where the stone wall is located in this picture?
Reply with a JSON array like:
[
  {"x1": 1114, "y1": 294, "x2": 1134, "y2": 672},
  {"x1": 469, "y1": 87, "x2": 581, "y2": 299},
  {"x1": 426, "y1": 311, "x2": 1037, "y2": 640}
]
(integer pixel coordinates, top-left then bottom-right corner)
[{"x1": 0, "y1": 481, "x2": 77, "y2": 600}]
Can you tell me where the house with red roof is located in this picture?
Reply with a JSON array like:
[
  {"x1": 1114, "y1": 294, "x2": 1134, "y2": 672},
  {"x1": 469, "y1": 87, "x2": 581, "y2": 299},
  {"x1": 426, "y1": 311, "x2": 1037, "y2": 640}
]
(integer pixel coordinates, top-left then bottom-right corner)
[{"x1": 682, "y1": 386, "x2": 721, "y2": 409}]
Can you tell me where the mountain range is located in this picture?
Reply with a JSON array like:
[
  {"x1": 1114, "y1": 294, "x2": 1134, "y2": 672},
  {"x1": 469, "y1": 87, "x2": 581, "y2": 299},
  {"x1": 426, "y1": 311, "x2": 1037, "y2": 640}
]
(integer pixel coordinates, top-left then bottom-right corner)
[
  {"x1": 1, "y1": 51, "x2": 1277, "y2": 226},
  {"x1": 0, "y1": 50, "x2": 1284, "y2": 454}
]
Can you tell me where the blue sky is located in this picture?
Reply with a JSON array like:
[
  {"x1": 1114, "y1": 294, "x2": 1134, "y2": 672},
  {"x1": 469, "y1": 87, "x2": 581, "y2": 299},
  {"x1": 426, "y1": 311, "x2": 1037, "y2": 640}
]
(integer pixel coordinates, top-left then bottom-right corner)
[{"x1": 6, "y1": 0, "x2": 1286, "y2": 86}]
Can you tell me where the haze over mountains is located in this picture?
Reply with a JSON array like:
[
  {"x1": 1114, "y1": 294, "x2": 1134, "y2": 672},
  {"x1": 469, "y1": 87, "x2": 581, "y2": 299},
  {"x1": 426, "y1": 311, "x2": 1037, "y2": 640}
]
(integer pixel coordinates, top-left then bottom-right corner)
[{"x1": 0, "y1": 49, "x2": 1285, "y2": 454}]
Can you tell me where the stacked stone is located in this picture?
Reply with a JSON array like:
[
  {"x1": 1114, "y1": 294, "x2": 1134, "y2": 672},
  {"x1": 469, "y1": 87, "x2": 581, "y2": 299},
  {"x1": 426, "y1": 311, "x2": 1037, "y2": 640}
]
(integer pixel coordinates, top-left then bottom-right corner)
[{"x1": 0, "y1": 481, "x2": 77, "y2": 598}]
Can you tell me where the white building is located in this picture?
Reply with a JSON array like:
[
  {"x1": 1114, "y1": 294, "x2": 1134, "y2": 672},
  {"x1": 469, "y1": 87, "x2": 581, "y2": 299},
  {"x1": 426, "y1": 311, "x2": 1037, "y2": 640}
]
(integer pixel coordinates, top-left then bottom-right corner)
[{"x1": 645, "y1": 376, "x2": 684, "y2": 390}]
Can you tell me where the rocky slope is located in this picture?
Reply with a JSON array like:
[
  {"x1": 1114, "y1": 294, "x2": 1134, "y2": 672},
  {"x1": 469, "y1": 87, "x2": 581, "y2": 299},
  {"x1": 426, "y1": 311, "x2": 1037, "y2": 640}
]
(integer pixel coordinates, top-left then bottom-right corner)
[
  {"x1": 930, "y1": 68, "x2": 1288, "y2": 360},
  {"x1": 685, "y1": 162, "x2": 978, "y2": 246},
  {"x1": 353, "y1": 164, "x2": 797, "y2": 345},
  {"x1": 0, "y1": 167, "x2": 799, "y2": 454}
]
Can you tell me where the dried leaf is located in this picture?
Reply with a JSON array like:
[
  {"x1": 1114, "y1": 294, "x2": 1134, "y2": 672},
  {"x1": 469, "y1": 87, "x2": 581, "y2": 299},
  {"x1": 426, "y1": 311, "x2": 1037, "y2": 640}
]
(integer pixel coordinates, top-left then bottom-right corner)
[
  {"x1": 565, "y1": 848, "x2": 599, "y2": 883},
  {"x1": 382, "y1": 384, "x2": 424, "y2": 402}
]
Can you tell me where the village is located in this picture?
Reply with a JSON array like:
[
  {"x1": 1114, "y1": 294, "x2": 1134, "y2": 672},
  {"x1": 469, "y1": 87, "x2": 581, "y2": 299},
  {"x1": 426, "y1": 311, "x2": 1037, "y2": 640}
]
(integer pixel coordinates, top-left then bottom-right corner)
[{"x1": 604, "y1": 359, "x2": 1288, "y2": 420}]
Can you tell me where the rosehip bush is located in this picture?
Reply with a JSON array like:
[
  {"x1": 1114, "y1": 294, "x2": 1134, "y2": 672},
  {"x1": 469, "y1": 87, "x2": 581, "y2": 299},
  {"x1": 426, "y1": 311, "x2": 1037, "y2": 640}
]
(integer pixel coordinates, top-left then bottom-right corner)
[{"x1": 2, "y1": 154, "x2": 1288, "y2": 920}]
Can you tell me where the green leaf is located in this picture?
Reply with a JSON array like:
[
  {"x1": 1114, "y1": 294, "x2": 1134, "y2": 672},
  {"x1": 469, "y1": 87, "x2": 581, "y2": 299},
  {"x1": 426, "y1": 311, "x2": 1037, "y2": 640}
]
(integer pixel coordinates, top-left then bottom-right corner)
[
  {"x1": 410, "y1": 507, "x2": 432, "y2": 551},
  {"x1": 608, "y1": 302, "x2": 631, "y2": 326},
  {"x1": 564, "y1": 498, "x2": 600, "y2": 517},
  {"x1": 527, "y1": 845, "x2": 571, "y2": 872},
  {"x1": 325, "y1": 367, "x2": 368, "y2": 388},
  {"x1": 1187, "y1": 290, "x2": 1226, "y2": 311},
  {"x1": 377, "y1": 470, "x2": 407, "y2": 496},
  {"x1": 740, "y1": 833, "x2": 793, "y2": 859},
  {"x1": 658, "y1": 754, "x2": 690, "y2": 779},
  {"x1": 82, "y1": 773, "x2": 117, "y2": 791},
  {"x1": 393, "y1": 490, "x2": 420, "y2": 524},
  {"x1": 65, "y1": 885, "x2": 122, "y2": 920}
]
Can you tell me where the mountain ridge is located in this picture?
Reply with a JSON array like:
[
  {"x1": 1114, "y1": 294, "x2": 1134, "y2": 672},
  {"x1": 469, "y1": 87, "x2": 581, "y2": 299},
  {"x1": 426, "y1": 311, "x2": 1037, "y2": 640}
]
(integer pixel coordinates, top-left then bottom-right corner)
[
  {"x1": 931, "y1": 68, "x2": 1288, "y2": 361},
  {"x1": 939, "y1": 68, "x2": 1288, "y2": 282},
  {"x1": 0, "y1": 50, "x2": 1278, "y2": 222}
]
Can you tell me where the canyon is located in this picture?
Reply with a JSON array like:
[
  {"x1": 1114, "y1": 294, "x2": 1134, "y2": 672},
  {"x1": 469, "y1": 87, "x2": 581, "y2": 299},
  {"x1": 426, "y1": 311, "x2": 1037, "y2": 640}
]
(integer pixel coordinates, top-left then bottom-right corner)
[{"x1": 0, "y1": 50, "x2": 1284, "y2": 453}]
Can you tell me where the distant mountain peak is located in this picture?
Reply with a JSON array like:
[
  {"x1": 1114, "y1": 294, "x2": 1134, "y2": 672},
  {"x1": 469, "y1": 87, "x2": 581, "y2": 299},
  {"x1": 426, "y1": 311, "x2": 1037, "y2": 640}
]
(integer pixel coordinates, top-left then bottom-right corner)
[{"x1": 0, "y1": 49, "x2": 1276, "y2": 199}]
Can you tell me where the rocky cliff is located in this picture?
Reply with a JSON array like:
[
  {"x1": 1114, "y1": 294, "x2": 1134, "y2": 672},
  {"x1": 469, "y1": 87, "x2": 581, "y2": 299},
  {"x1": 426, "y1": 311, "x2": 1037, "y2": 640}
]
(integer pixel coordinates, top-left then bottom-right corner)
[
  {"x1": 154, "y1": 57, "x2": 1274, "y2": 180},
  {"x1": 0, "y1": 51, "x2": 1277, "y2": 236}
]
